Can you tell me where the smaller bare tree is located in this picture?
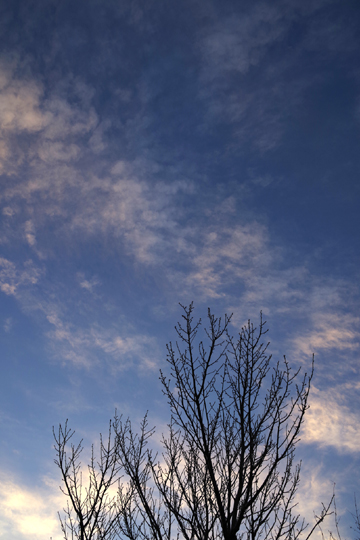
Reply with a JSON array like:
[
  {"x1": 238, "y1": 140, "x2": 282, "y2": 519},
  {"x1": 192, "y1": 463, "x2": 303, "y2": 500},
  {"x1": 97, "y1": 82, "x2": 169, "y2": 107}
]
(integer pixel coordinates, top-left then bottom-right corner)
[{"x1": 53, "y1": 420, "x2": 121, "y2": 540}]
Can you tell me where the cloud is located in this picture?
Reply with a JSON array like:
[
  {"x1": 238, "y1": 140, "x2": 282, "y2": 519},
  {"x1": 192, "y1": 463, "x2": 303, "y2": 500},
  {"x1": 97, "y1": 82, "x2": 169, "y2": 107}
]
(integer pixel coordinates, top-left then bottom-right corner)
[
  {"x1": 0, "y1": 57, "x2": 99, "y2": 179},
  {"x1": 69, "y1": 170, "x2": 192, "y2": 264},
  {"x1": 0, "y1": 256, "x2": 157, "y2": 374},
  {"x1": 200, "y1": 3, "x2": 289, "y2": 78},
  {"x1": 0, "y1": 60, "x2": 174, "y2": 266},
  {"x1": 40, "y1": 301, "x2": 160, "y2": 372},
  {"x1": 2, "y1": 206, "x2": 15, "y2": 217},
  {"x1": 0, "y1": 257, "x2": 41, "y2": 296},
  {"x1": 196, "y1": 0, "x2": 338, "y2": 151},
  {"x1": 77, "y1": 272, "x2": 100, "y2": 293},
  {"x1": 24, "y1": 220, "x2": 36, "y2": 246},
  {"x1": 183, "y1": 223, "x2": 270, "y2": 298},
  {"x1": 302, "y1": 385, "x2": 360, "y2": 453},
  {"x1": 199, "y1": 0, "x2": 334, "y2": 78},
  {"x1": 294, "y1": 464, "x2": 337, "y2": 540},
  {"x1": 0, "y1": 54, "x2": 301, "y2": 292},
  {"x1": 3, "y1": 317, "x2": 12, "y2": 333},
  {"x1": 0, "y1": 255, "x2": 161, "y2": 374},
  {"x1": 293, "y1": 312, "x2": 360, "y2": 358},
  {"x1": 0, "y1": 61, "x2": 50, "y2": 134},
  {"x1": 197, "y1": 5, "x2": 295, "y2": 150},
  {"x1": 0, "y1": 472, "x2": 62, "y2": 540},
  {"x1": 0, "y1": 61, "x2": 193, "y2": 265},
  {"x1": 0, "y1": 47, "x2": 357, "y2": 375}
]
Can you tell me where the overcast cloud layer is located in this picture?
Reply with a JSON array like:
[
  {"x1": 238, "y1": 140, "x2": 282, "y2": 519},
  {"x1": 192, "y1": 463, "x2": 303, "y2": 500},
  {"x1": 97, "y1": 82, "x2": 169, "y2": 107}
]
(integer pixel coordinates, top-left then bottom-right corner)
[{"x1": 0, "y1": 1, "x2": 359, "y2": 539}]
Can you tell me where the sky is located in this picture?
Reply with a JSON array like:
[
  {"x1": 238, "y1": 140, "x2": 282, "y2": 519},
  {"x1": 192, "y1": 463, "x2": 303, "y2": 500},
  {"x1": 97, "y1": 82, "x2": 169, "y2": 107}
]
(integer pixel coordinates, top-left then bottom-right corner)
[{"x1": 0, "y1": 0, "x2": 359, "y2": 538}]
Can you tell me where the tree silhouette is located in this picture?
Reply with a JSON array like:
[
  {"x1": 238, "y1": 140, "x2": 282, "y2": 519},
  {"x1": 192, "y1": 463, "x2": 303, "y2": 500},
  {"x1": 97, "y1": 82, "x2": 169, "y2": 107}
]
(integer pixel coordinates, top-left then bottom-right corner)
[
  {"x1": 55, "y1": 303, "x2": 333, "y2": 540},
  {"x1": 54, "y1": 421, "x2": 120, "y2": 540}
]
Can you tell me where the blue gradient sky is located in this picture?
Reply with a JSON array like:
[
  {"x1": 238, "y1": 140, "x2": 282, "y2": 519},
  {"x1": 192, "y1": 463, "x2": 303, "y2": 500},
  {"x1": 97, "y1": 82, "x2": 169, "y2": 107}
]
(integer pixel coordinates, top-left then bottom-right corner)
[{"x1": 0, "y1": 1, "x2": 359, "y2": 538}]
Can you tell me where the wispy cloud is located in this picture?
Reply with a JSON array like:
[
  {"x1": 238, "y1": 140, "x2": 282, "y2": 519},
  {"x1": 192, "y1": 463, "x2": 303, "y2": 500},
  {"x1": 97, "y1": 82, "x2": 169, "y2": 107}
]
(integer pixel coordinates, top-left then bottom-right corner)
[
  {"x1": 77, "y1": 272, "x2": 100, "y2": 293},
  {"x1": 0, "y1": 56, "x2": 98, "y2": 181},
  {"x1": 0, "y1": 45, "x2": 357, "y2": 390},
  {"x1": 3, "y1": 316, "x2": 12, "y2": 333},
  {"x1": 0, "y1": 251, "x2": 160, "y2": 373},
  {"x1": 24, "y1": 219, "x2": 36, "y2": 247},
  {"x1": 295, "y1": 464, "x2": 338, "y2": 540},
  {"x1": 200, "y1": 3, "x2": 290, "y2": 78},
  {"x1": 69, "y1": 166, "x2": 192, "y2": 264},
  {"x1": 301, "y1": 383, "x2": 360, "y2": 453},
  {"x1": 302, "y1": 385, "x2": 360, "y2": 453},
  {"x1": 293, "y1": 312, "x2": 360, "y2": 358},
  {"x1": 0, "y1": 60, "x2": 50, "y2": 133},
  {"x1": 45, "y1": 309, "x2": 160, "y2": 372},
  {"x1": 0, "y1": 257, "x2": 41, "y2": 295},
  {"x1": 0, "y1": 59, "x2": 193, "y2": 265},
  {"x1": 182, "y1": 223, "x2": 269, "y2": 298},
  {"x1": 196, "y1": 0, "x2": 344, "y2": 151}
]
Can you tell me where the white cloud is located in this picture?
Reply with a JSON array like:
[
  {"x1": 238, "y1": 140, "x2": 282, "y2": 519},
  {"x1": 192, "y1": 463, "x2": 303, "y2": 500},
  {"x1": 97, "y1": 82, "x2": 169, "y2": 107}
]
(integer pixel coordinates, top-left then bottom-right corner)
[
  {"x1": 302, "y1": 386, "x2": 360, "y2": 453},
  {"x1": 41, "y1": 95, "x2": 97, "y2": 140},
  {"x1": 0, "y1": 472, "x2": 62, "y2": 540}
]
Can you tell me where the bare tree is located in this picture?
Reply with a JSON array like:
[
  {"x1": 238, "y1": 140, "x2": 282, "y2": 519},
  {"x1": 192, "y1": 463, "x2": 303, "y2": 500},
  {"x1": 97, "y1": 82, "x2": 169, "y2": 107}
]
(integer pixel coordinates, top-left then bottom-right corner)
[
  {"x1": 152, "y1": 304, "x2": 332, "y2": 540},
  {"x1": 55, "y1": 303, "x2": 333, "y2": 540},
  {"x1": 53, "y1": 420, "x2": 121, "y2": 540}
]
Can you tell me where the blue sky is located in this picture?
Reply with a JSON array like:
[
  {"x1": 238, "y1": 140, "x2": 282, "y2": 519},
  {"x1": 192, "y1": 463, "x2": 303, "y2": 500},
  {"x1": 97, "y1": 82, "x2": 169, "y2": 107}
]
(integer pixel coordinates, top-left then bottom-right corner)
[{"x1": 0, "y1": 0, "x2": 359, "y2": 538}]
